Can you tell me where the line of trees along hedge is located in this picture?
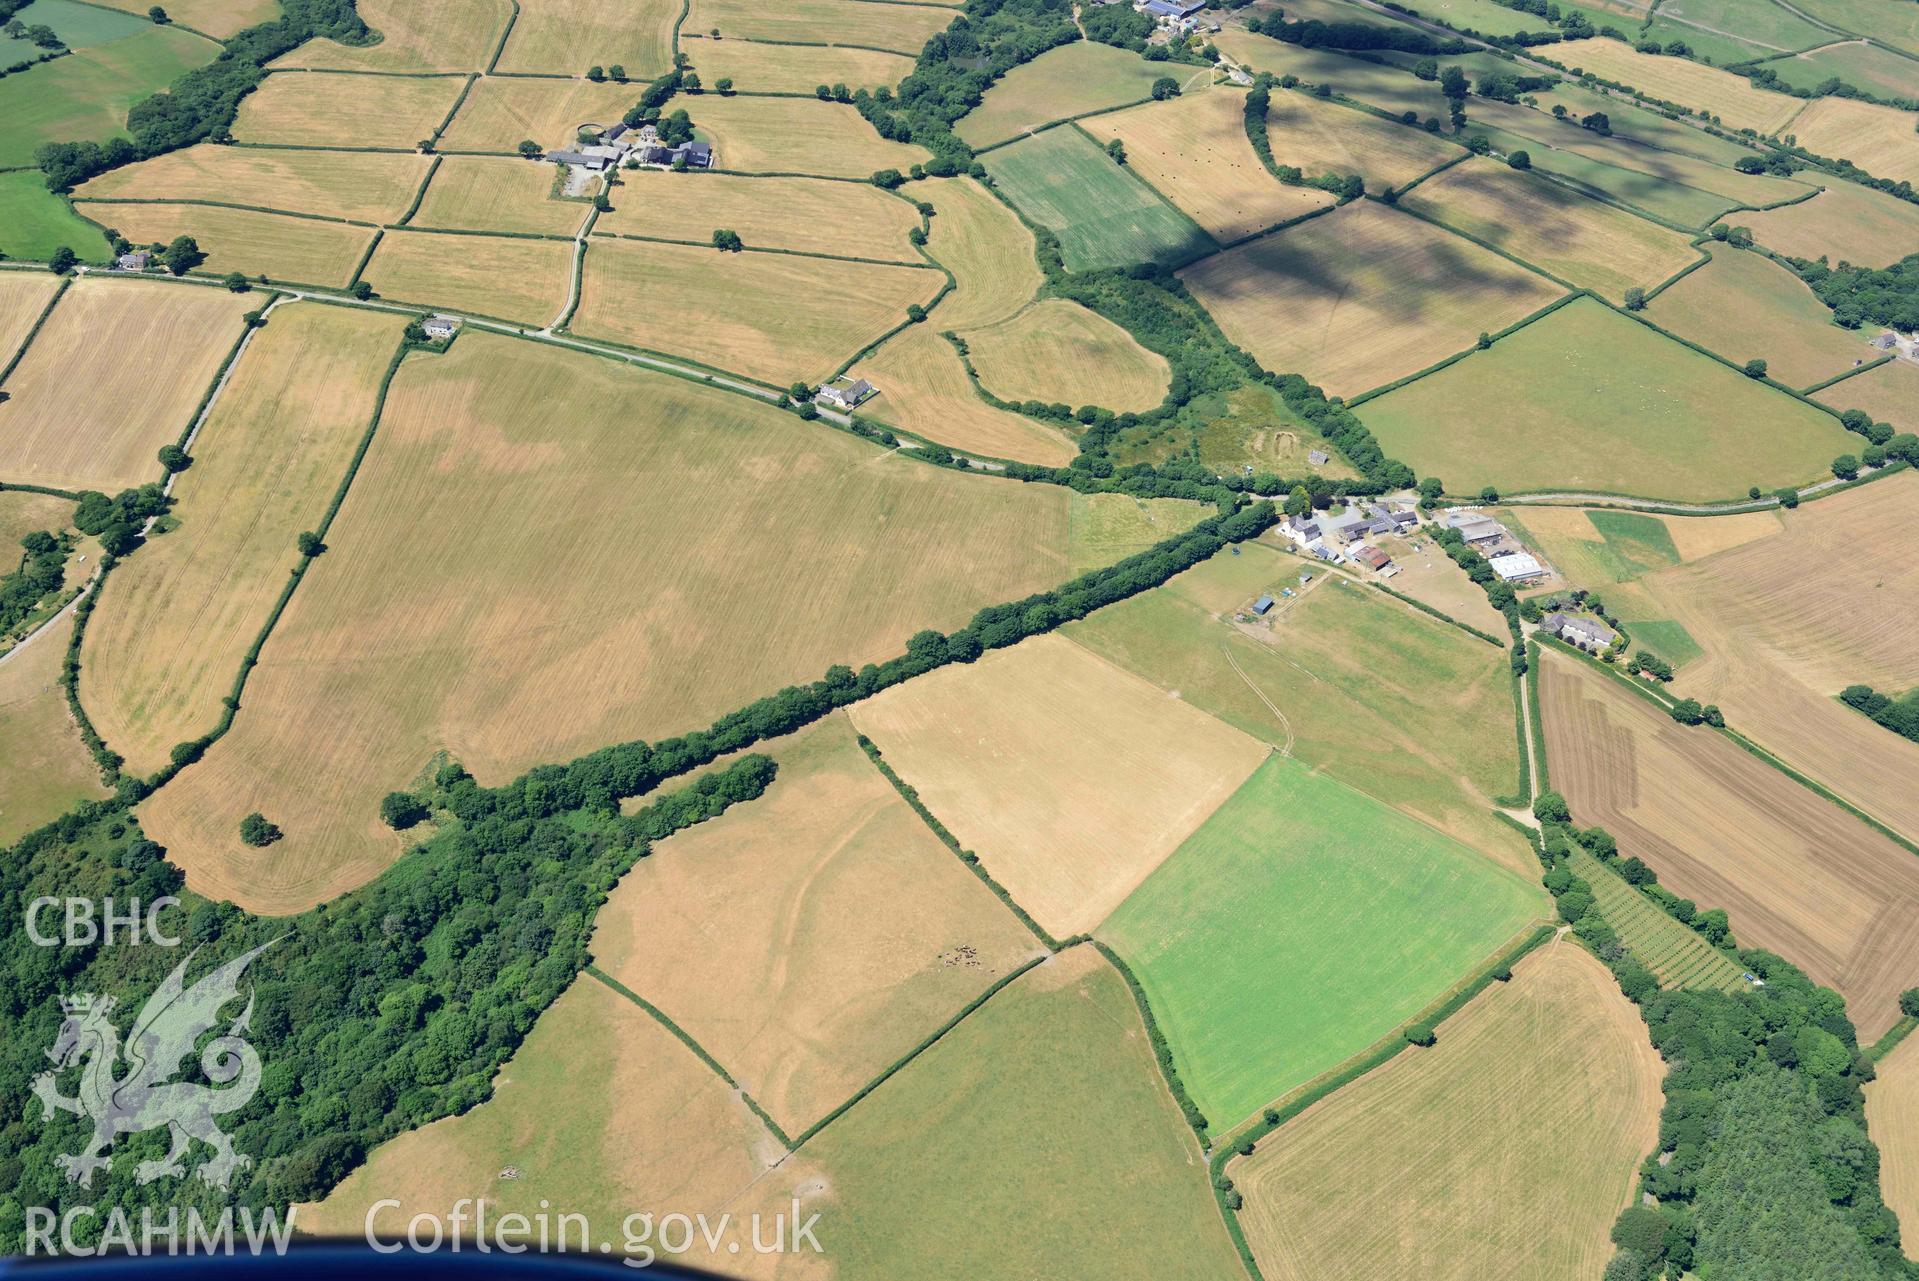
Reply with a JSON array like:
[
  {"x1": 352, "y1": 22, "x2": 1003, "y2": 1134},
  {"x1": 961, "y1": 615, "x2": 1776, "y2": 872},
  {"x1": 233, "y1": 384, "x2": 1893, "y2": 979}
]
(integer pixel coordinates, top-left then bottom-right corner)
[
  {"x1": 1841, "y1": 684, "x2": 1919, "y2": 746},
  {"x1": 1529, "y1": 795, "x2": 1912, "y2": 1281},
  {"x1": 0, "y1": 755, "x2": 776, "y2": 1245},
  {"x1": 1246, "y1": 9, "x2": 1470, "y2": 55},
  {"x1": 36, "y1": 0, "x2": 373, "y2": 191}
]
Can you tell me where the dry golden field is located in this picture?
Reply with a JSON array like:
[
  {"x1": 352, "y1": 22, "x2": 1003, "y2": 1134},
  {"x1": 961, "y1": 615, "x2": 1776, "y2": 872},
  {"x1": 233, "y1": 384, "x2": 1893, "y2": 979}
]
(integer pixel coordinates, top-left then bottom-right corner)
[
  {"x1": 362, "y1": 230, "x2": 574, "y2": 325},
  {"x1": 590, "y1": 713, "x2": 1044, "y2": 1134},
  {"x1": 76, "y1": 144, "x2": 432, "y2": 223},
  {"x1": 1232, "y1": 943, "x2": 1663, "y2": 1281},
  {"x1": 914, "y1": 175, "x2": 1040, "y2": 330},
  {"x1": 72, "y1": 203, "x2": 377, "y2": 287},
  {"x1": 1633, "y1": 473, "x2": 1919, "y2": 848},
  {"x1": 407, "y1": 155, "x2": 594, "y2": 235},
  {"x1": 273, "y1": 0, "x2": 512, "y2": 72},
  {"x1": 91, "y1": 0, "x2": 276, "y2": 37},
  {"x1": 298, "y1": 976, "x2": 784, "y2": 1270},
  {"x1": 435, "y1": 75, "x2": 634, "y2": 152},
  {"x1": 0, "y1": 490, "x2": 73, "y2": 560},
  {"x1": 1868, "y1": 1034, "x2": 1919, "y2": 1257},
  {"x1": 233, "y1": 71, "x2": 466, "y2": 148},
  {"x1": 686, "y1": 0, "x2": 955, "y2": 54},
  {"x1": 594, "y1": 170, "x2": 922, "y2": 261},
  {"x1": 1785, "y1": 95, "x2": 1919, "y2": 184},
  {"x1": 0, "y1": 612, "x2": 111, "y2": 845},
  {"x1": 139, "y1": 332, "x2": 1082, "y2": 912},
  {"x1": 848, "y1": 633, "x2": 1270, "y2": 937},
  {"x1": 0, "y1": 273, "x2": 61, "y2": 367},
  {"x1": 494, "y1": 0, "x2": 678, "y2": 78},
  {"x1": 1818, "y1": 357, "x2": 1919, "y2": 433},
  {"x1": 963, "y1": 300, "x2": 1169, "y2": 412},
  {"x1": 573, "y1": 237, "x2": 940, "y2": 385},
  {"x1": 1646, "y1": 247, "x2": 1880, "y2": 389},
  {"x1": 953, "y1": 41, "x2": 1175, "y2": 149},
  {"x1": 1552, "y1": 38, "x2": 1809, "y2": 134},
  {"x1": 1538, "y1": 650, "x2": 1919, "y2": 1042},
  {"x1": 1081, "y1": 89, "x2": 1334, "y2": 242},
  {"x1": 81, "y1": 304, "x2": 407, "y2": 777},
  {"x1": 1066, "y1": 492, "x2": 1212, "y2": 576},
  {"x1": 852, "y1": 327, "x2": 1080, "y2": 465},
  {"x1": 690, "y1": 94, "x2": 932, "y2": 177},
  {"x1": 1261, "y1": 87, "x2": 1464, "y2": 192},
  {"x1": 1181, "y1": 199, "x2": 1564, "y2": 398},
  {"x1": 1400, "y1": 157, "x2": 1701, "y2": 300},
  {"x1": 1742, "y1": 181, "x2": 1919, "y2": 267},
  {"x1": 679, "y1": 35, "x2": 914, "y2": 95},
  {"x1": 0, "y1": 279, "x2": 253, "y2": 492}
]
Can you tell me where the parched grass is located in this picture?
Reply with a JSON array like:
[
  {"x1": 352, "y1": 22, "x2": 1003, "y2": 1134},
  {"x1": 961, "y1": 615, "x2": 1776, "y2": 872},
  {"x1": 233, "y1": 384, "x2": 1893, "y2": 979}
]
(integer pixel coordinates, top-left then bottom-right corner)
[
  {"x1": 954, "y1": 40, "x2": 1171, "y2": 149},
  {"x1": 0, "y1": 172, "x2": 108, "y2": 263},
  {"x1": 1766, "y1": 40, "x2": 1919, "y2": 102},
  {"x1": 1400, "y1": 156, "x2": 1701, "y2": 300},
  {"x1": 0, "y1": 278, "x2": 253, "y2": 493},
  {"x1": 0, "y1": 273, "x2": 65, "y2": 367},
  {"x1": 913, "y1": 174, "x2": 1041, "y2": 331},
  {"x1": 234, "y1": 71, "x2": 468, "y2": 149},
  {"x1": 1080, "y1": 88, "x2": 1336, "y2": 243},
  {"x1": 1646, "y1": 247, "x2": 1876, "y2": 389},
  {"x1": 685, "y1": 0, "x2": 956, "y2": 55},
  {"x1": 494, "y1": 0, "x2": 677, "y2": 78},
  {"x1": 1570, "y1": 850, "x2": 1749, "y2": 990},
  {"x1": 70, "y1": 202, "x2": 376, "y2": 286},
  {"x1": 1359, "y1": 298, "x2": 1854, "y2": 500},
  {"x1": 848, "y1": 632, "x2": 1270, "y2": 938},
  {"x1": 1785, "y1": 94, "x2": 1919, "y2": 184},
  {"x1": 574, "y1": 236, "x2": 940, "y2": 384},
  {"x1": 590, "y1": 712, "x2": 1045, "y2": 1135},
  {"x1": 273, "y1": 0, "x2": 513, "y2": 72},
  {"x1": 1100, "y1": 753, "x2": 1544, "y2": 1134},
  {"x1": 1539, "y1": 646, "x2": 1919, "y2": 1041},
  {"x1": 1742, "y1": 180, "x2": 1919, "y2": 267},
  {"x1": 983, "y1": 126, "x2": 1217, "y2": 272},
  {"x1": 1066, "y1": 549, "x2": 1539, "y2": 877},
  {"x1": 1473, "y1": 122, "x2": 1744, "y2": 229},
  {"x1": 594, "y1": 170, "x2": 921, "y2": 261},
  {"x1": 77, "y1": 144, "x2": 434, "y2": 223},
  {"x1": 1231, "y1": 944, "x2": 1665, "y2": 1281},
  {"x1": 0, "y1": 491, "x2": 74, "y2": 571},
  {"x1": 1259, "y1": 86, "x2": 1464, "y2": 192},
  {"x1": 679, "y1": 36, "x2": 914, "y2": 96},
  {"x1": 297, "y1": 976, "x2": 783, "y2": 1266},
  {"x1": 0, "y1": 26, "x2": 216, "y2": 167},
  {"x1": 853, "y1": 326, "x2": 1080, "y2": 465},
  {"x1": 0, "y1": 611, "x2": 111, "y2": 846},
  {"x1": 363, "y1": 229, "x2": 574, "y2": 325},
  {"x1": 690, "y1": 93, "x2": 932, "y2": 177},
  {"x1": 84, "y1": 0, "x2": 273, "y2": 36},
  {"x1": 1181, "y1": 199, "x2": 1564, "y2": 399},
  {"x1": 1112, "y1": 382, "x2": 1359, "y2": 480},
  {"x1": 1066, "y1": 492, "x2": 1212, "y2": 576},
  {"x1": 1816, "y1": 355, "x2": 1919, "y2": 432},
  {"x1": 435, "y1": 75, "x2": 637, "y2": 152},
  {"x1": 408, "y1": 155, "x2": 594, "y2": 236},
  {"x1": 730, "y1": 947, "x2": 1246, "y2": 1280},
  {"x1": 1551, "y1": 38, "x2": 1809, "y2": 134},
  {"x1": 138, "y1": 332, "x2": 1082, "y2": 912},
  {"x1": 1530, "y1": 78, "x2": 1770, "y2": 168},
  {"x1": 962, "y1": 299, "x2": 1169, "y2": 413},
  {"x1": 1867, "y1": 1035, "x2": 1919, "y2": 1257},
  {"x1": 80, "y1": 303, "x2": 408, "y2": 777},
  {"x1": 1214, "y1": 29, "x2": 1450, "y2": 116}
]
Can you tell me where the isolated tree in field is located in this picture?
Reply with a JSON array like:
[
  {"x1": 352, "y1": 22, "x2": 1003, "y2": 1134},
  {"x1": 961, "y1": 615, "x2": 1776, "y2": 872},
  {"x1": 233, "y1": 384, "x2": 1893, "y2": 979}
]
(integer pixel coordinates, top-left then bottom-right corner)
[
  {"x1": 297, "y1": 530, "x2": 326, "y2": 557},
  {"x1": 716, "y1": 77, "x2": 733, "y2": 94},
  {"x1": 156, "y1": 444, "x2": 189, "y2": 472},
  {"x1": 711, "y1": 228, "x2": 743, "y2": 252},
  {"x1": 1151, "y1": 76, "x2": 1181, "y2": 99},
  {"x1": 682, "y1": 71, "x2": 701, "y2": 92},
  {"x1": 1742, "y1": 358, "x2": 1767, "y2": 379},
  {"x1": 1107, "y1": 138, "x2": 1127, "y2": 165},
  {"x1": 148, "y1": 4, "x2": 168, "y2": 20},
  {"x1": 609, "y1": 64, "x2": 624, "y2": 81},
  {"x1": 1624, "y1": 287, "x2": 1646, "y2": 311},
  {"x1": 517, "y1": 139, "x2": 540, "y2": 158},
  {"x1": 586, "y1": 65, "x2": 605, "y2": 81},
  {"x1": 907, "y1": 303, "x2": 926, "y2": 323},
  {"x1": 1580, "y1": 111, "x2": 1611, "y2": 135},
  {"x1": 1507, "y1": 149, "x2": 1531, "y2": 169},
  {"x1": 380, "y1": 791, "x2": 428, "y2": 830},
  {"x1": 48, "y1": 246, "x2": 76, "y2": 275},
  {"x1": 239, "y1": 812, "x2": 282, "y2": 847}
]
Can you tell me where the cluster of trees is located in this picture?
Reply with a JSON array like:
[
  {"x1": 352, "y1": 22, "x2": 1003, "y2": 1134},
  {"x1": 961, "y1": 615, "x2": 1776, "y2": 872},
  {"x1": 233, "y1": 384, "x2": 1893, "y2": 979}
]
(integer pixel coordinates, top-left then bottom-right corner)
[
  {"x1": 1528, "y1": 797, "x2": 1907, "y2": 1281},
  {"x1": 1840, "y1": 684, "x2": 1919, "y2": 746},
  {"x1": 0, "y1": 528, "x2": 72, "y2": 638},
  {"x1": 1, "y1": 17, "x2": 62, "y2": 49},
  {"x1": 73, "y1": 484, "x2": 168, "y2": 558},
  {"x1": 1627, "y1": 649, "x2": 1673, "y2": 681},
  {"x1": 35, "y1": 0, "x2": 371, "y2": 190},
  {"x1": 618, "y1": 68, "x2": 687, "y2": 131},
  {"x1": 1078, "y1": 1, "x2": 1153, "y2": 51},
  {"x1": 1800, "y1": 252, "x2": 1919, "y2": 332},
  {"x1": 1248, "y1": 10, "x2": 1468, "y2": 55},
  {"x1": 1827, "y1": 408, "x2": 1919, "y2": 476},
  {"x1": 1242, "y1": 79, "x2": 1365, "y2": 197}
]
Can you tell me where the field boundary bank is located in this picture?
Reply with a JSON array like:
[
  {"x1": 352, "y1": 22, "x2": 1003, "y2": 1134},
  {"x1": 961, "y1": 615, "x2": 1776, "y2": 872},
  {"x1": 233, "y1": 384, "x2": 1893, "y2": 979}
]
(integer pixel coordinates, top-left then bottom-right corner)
[
  {"x1": 1869, "y1": 1016, "x2": 1918, "y2": 1062},
  {"x1": 581, "y1": 965, "x2": 796, "y2": 1148},
  {"x1": 1535, "y1": 634, "x2": 1919, "y2": 856},
  {"x1": 1367, "y1": 581, "x2": 1505, "y2": 645},
  {"x1": 589, "y1": 229, "x2": 930, "y2": 270},
  {"x1": 0, "y1": 277, "x2": 72, "y2": 386},
  {"x1": 1798, "y1": 354, "x2": 1893, "y2": 396},
  {"x1": 1497, "y1": 457, "x2": 1912, "y2": 513},
  {"x1": 1344, "y1": 290, "x2": 1580, "y2": 408}
]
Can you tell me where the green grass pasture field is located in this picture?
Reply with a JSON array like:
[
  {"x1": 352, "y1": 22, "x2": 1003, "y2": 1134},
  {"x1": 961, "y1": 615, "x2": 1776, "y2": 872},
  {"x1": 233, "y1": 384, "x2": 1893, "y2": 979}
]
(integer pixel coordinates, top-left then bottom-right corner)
[
  {"x1": 0, "y1": 172, "x2": 107, "y2": 262},
  {"x1": 981, "y1": 127, "x2": 1216, "y2": 271},
  {"x1": 0, "y1": 26, "x2": 215, "y2": 167}
]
